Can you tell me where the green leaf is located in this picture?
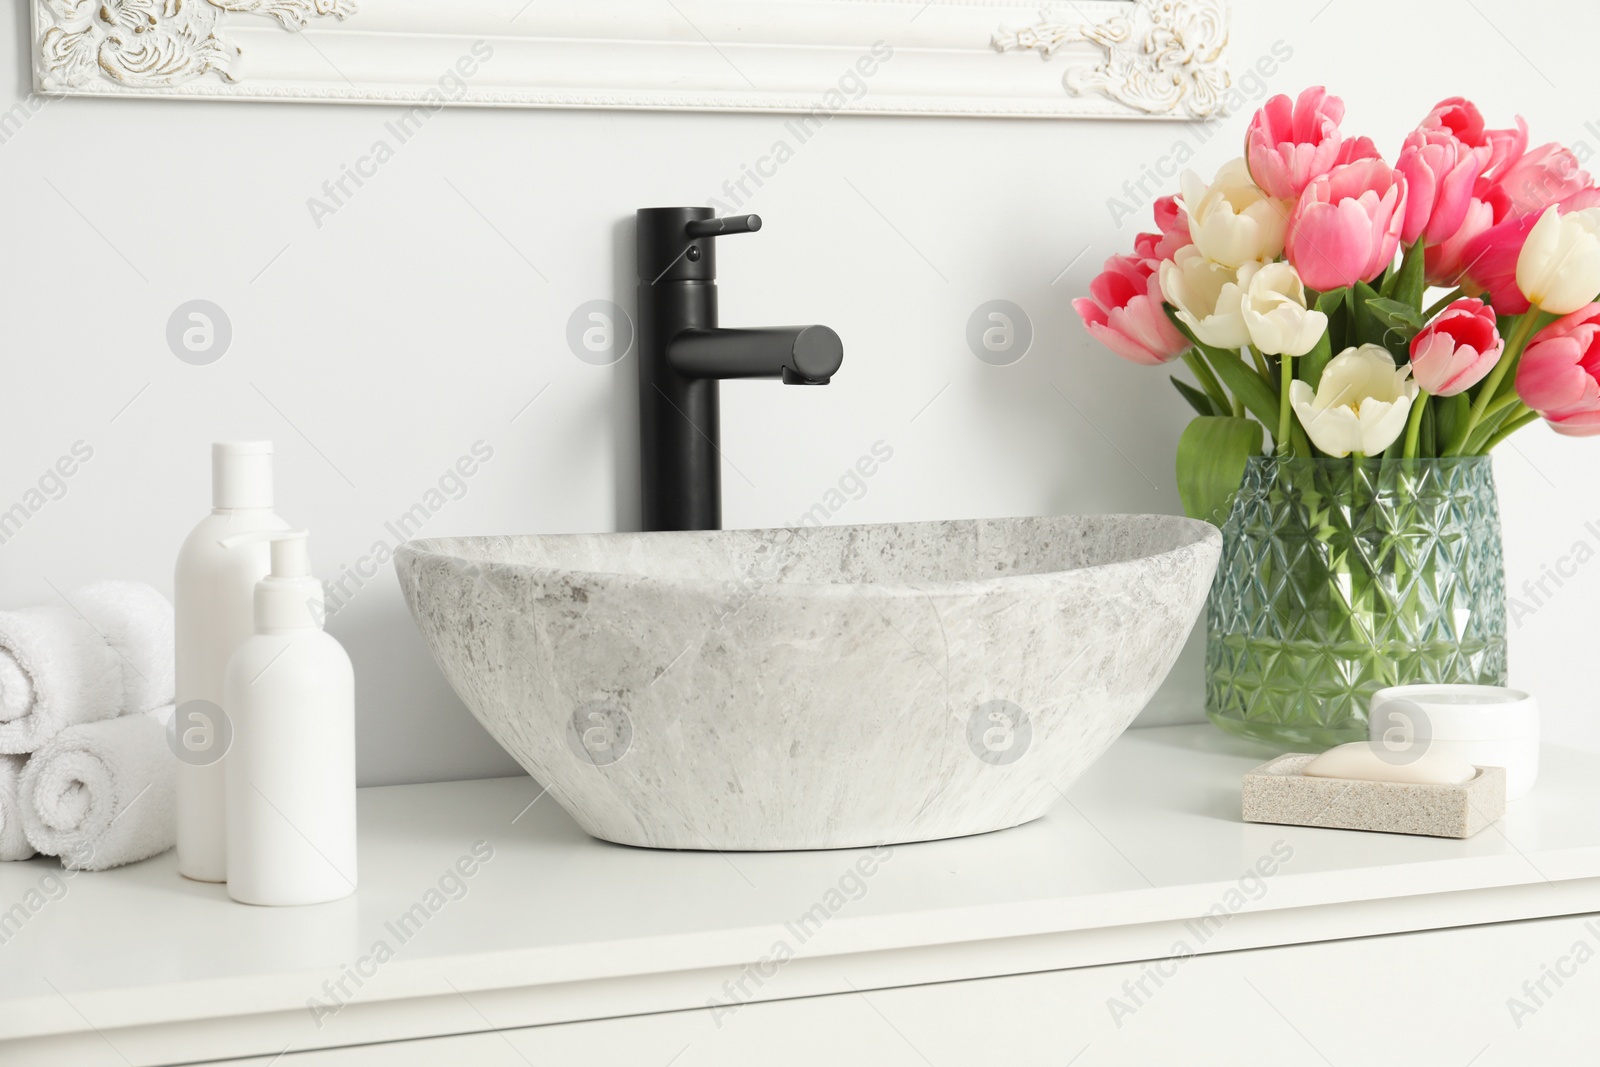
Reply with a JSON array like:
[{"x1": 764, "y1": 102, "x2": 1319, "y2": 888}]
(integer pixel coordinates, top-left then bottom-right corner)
[
  {"x1": 1171, "y1": 375, "x2": 1225, "y2": 417},
  {"x1": 1203, "y1": 346, "x2": 1281, "y2": 432},
  {"x1": 1316, "y1": 289, "x2": 1348, "y2": 315},
  {"x1": 1176, "y1": 416, "x2": 1264, "y2": 525},
  {"x1": 1300, "y1": 330, "x2": 1334, "y2": 391},
  {"x1": 1377, "y1": 261, "x2": 1399, "y2": 299},
  {"x1": 1163, "y1": 307, "x2": 1278, "y2": 427},
  {"x1": 1366, "y1": 297, "x2": 1426, "y2": 333},
  {"x1": 1434, "y1": 392, "x2": 1469, "y2": 455},
  {"x1": 1180, "y1": 349, "x2": 1233, "y2": 414},
  {"x1": 1365, "y1": 296, "x2": 1424, "y2": 363},
  {"x1": 1316, "y1": 287, "x2": 1348, "y2": 356},
  {"x1": 1351, "y1": 281, "x2": 1379, "y2": 344},
  {"x1": 1391, "y1": 242, "x2": 1427, "y2": 311},
  {"x1": 1350, "y1": 283, "x2": 1415, "y2": 363}
]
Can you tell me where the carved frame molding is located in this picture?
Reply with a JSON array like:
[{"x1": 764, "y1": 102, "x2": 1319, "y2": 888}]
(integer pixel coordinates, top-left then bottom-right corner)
[{"x1": 32, "y1": 0, "x2": 1231, "y2": 120}]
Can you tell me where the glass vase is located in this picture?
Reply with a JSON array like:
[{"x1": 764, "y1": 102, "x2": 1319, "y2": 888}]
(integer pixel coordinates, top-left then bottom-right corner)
[{"x1": 1205, "y1": 456, "x2": 1507, "y2": 749}]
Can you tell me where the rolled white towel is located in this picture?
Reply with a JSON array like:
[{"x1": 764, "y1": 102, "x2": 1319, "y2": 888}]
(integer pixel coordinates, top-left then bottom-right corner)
[
  {"x1": 0, "y1": 582, "x2": 175, "y2": 754},
  {"x1": 77, "y1": 581, "x2": 175, "y2": 718},
  {"x1": 0, "y1": 754, "x2": 34, "y2": 861},
  {"x1": 20, "y1": 706, "x2": 175, "y2": 871},
  {"x1": 0, "y1": 607, "x2": 121, "y2": 753}
]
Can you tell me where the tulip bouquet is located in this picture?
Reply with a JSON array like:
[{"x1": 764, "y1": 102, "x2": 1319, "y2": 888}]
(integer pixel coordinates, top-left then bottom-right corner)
[
  {"x1": 1074, "y1": 86, "x2": 1600, "y2": 746},
  {"x1": 1075, "y1": 87, "x2": 1600, "y2": 525}
]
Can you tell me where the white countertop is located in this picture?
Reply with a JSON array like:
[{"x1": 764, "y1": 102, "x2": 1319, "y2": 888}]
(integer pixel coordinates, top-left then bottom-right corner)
[{"x1": 4, "y1": 724, "x2": 1600, "y2": 1062}]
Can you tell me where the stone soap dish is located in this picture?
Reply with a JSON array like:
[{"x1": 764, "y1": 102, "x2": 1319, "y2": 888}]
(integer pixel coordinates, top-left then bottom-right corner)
[{"x1": 1242, "y1": 754, "x2": 1506, "y2": 839}]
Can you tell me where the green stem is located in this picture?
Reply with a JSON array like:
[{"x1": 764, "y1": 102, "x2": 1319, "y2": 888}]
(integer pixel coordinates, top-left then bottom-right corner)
[
  {"x1": 1250, "y1": 346, "x2": 1273, "y2": 380},
  {"x1": 1292, "y1": 420, "x2": 1313, "y2": 458},
  {"x1": 1278, "y1": 354, "x2": 1295, "y2": 456},
  {"x1": 1446, "y1": 311, "x2": 1549, "y2": 455},
  {"x1": 1181, "y1": 349, "x2": 1233, "y2": 415},
  {"x1": 1479, "y1": 408, "x2": 1543, "y2": 453},
  {"x1": 1403, "y1": 393, "x2": 1429, "y2": 459},
  {"x1": 1423, "y1": 287, "x2": 1468, "y2": 322},
  {"x1": 1462, "y1": 403, "x2": 1519, "y2": 455},
  {"x1": 1483, "y1": 388, "x2": 1526, "y2": 420}
]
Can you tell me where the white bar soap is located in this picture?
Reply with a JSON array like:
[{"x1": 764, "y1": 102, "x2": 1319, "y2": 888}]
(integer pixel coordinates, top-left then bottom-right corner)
[{"x1": 1303, "y1": 742, "x2": 1476, "y2": 786}]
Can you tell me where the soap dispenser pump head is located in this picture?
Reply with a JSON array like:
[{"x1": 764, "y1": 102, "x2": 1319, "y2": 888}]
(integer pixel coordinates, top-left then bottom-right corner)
[
  {"x1": 267, "y1": 531, "x2": 311, "y2": 580},
  {"x1": 218, "y1": 529, "x2": 323, "y2": 632}
]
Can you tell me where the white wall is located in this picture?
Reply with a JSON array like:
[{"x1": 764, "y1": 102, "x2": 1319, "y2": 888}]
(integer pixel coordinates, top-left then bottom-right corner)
[{"x1": 0, "y1": 1, "x2": 1595, "y2": 785}]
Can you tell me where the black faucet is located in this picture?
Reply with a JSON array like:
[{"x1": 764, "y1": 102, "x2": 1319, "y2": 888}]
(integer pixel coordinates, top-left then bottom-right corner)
[{"x1": 636, "y1": 207, "x2": 844, "y2": 532}]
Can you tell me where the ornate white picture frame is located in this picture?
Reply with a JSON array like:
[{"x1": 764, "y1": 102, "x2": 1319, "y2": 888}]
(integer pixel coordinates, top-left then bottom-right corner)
[{"x1": 32, "y1": 0, "x2": 1230, "y2": 120}]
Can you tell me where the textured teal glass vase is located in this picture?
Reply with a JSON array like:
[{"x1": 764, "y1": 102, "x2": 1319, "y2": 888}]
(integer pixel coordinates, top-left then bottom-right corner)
[{"x1": 1206, "y1": 456, "x2": 1507, "y2": 749}]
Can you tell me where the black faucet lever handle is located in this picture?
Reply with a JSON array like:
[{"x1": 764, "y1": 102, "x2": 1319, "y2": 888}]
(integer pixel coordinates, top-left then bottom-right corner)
[{"x1": 685, "y1": 214, "x2": 762, "y2": 238}]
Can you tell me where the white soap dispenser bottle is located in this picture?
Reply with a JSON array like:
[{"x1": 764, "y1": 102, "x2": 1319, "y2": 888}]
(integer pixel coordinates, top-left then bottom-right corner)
[
  {"x1": 175, "y1": 441, "x2": 290, "y2": 883},
  {"x1": 221, "y1": 530, "x2": 357, "y2": 906}
]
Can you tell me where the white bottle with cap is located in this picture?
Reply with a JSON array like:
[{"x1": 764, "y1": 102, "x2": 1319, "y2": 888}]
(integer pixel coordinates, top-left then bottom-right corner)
[
  {"x1": 175, "y1": 442, "x2": 291, "y2": 882},
  {"x1": 221, "y1": 530, "x2": 357, "y2": 906}
]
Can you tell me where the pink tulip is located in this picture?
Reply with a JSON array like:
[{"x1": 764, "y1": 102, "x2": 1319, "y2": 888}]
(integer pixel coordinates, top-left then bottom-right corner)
[
  {"x1": 1460, "y1": 211, "x2": 1538, "y2": 315},
  {"x1": 1456, "y1": 188, "x2": 1600, "y2": 314},
  {"x1": 1151, "y1": 195, "x2": 1190, "y2": 262},
  {"x1": 1073, "y1": 253, "x2": 1189, "y2": 366},
  {"x1": 1408, "y1": 298, "x2": 1503, "y2": 396},
  {"x1": 1285, "y1": 159, "x2": 1408, "y2": 291},
  {"x1": 1407, "y1": 99, "x2": 1527, "y2": 285},
  {"x1": 1335, "y1": 136, "x2": 1379, "y2": 166},
  {"x1": 1424, "y1": 178, "x2": 1513, "y2": 288},
  {"x1": 1131, "y1": 198, "x2": 1189, "y2": 269},
  {"x1": 1516, "y1": 303, "x2": 1600, "y2": 436},
  {"x1": 1494, "y1": 142, "x2": 1592, "y2": 216},
  {"x1": 1396, "y1": 125, "x2": 1492, "y2": 247},
  {"x1": 1561, "y1": 186, "x2": 1600, "y2": 212},
  {"x1": 1419, "y1": 97, "x2": 1527, "y2": 181},
  {"x1": 1245, "y1": 86, "x2": 1346, "y2": 200}
]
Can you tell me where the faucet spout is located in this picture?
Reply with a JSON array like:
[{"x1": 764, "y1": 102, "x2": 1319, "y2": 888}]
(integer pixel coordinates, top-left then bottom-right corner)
[
  {"x1": 668, "y1": 326, "x2": 843, "y2": 385},
  {"x1": 636, "y1": 206, "x2": 844, "y2": 531}
]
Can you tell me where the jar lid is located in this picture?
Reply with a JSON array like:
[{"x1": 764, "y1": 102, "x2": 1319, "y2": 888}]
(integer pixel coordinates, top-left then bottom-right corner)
[{"x1": 1369, "y1": 684, "x2": 1538, "y2": 743}]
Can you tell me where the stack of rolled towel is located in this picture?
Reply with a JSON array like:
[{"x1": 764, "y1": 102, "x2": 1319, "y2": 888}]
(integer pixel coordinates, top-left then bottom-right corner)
[{"x1": 0, "y1": 581, "x2": 176, "y2": 870}]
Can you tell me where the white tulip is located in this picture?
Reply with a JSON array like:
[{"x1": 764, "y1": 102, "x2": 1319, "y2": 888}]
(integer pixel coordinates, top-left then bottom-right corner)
[
  {"x1": 1159, "y1": 246, "x2": 1256, "y2": 349},
  {"x1": 1289, "y1": 344, "x2": 1418, "y2": 457},
  {"x1": 1242, "y1": 262, "x2": 1328, "y2": 357},
  {"x1": 1516, "y1": 206, "x2": 1600, "y2": 315},
  {"x1": 1179, "y1": 158, "x2": 1291, "y2": 269}
]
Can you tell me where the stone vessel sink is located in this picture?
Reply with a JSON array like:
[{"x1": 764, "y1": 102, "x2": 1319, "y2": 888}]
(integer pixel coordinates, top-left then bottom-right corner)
[{"x1": 396, "y1": 515, "x2": 1220, "y2": 850}]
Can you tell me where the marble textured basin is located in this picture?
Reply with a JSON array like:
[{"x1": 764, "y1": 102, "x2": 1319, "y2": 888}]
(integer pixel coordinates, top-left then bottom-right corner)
[{"x1": 397, "y1": 515, "x2": 1220, "y2": 850}]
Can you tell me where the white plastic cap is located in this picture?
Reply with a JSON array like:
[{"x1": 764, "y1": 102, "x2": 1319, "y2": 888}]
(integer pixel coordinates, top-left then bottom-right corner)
[
  {"x1": 212, "y1": 441, "x2": 274, "y2": 510},
  {"x1": 218, "y1": 528, "x2": 323, "y2": 632}
]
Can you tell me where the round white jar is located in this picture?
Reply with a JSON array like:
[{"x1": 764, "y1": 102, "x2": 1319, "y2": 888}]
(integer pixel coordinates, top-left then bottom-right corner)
[{"x1": 1368, "y1": 684, "x2": 1539, "y2": 800}]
